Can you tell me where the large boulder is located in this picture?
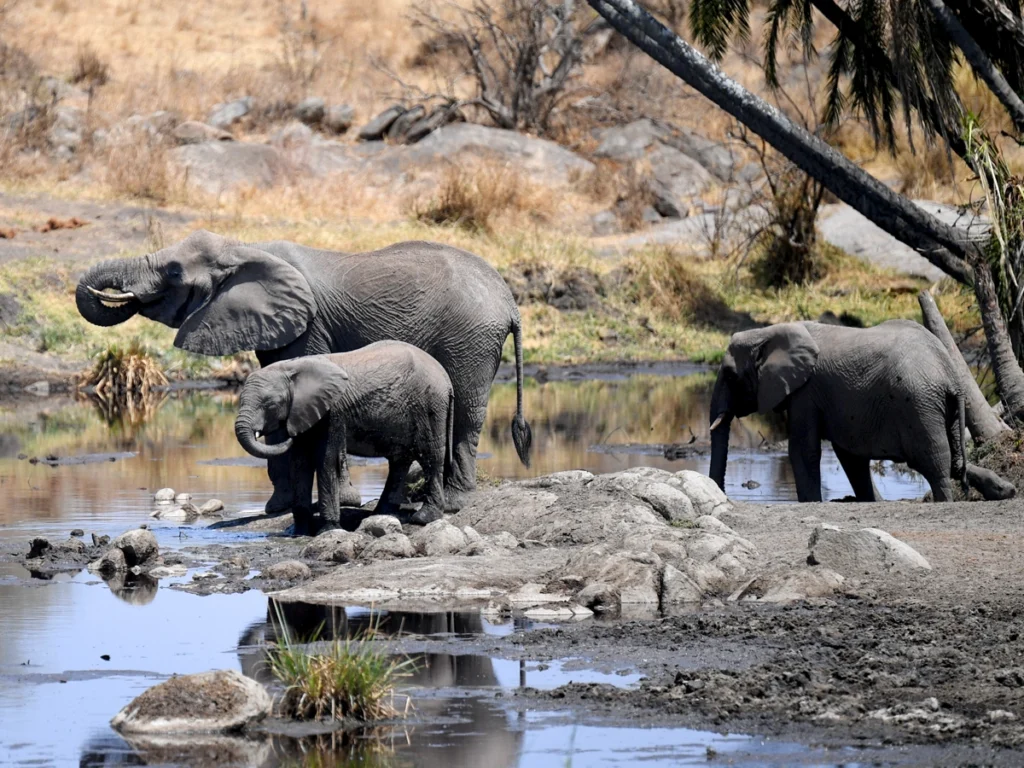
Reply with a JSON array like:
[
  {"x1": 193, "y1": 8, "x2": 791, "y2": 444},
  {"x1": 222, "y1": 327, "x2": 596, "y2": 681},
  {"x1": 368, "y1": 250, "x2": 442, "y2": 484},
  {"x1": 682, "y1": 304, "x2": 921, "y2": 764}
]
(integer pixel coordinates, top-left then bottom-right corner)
[
  {"x1": 263, "y1": 560, "x2": 311, "y2": 581},
  {"x1": 110, "y1": 670, "x2": 271, "y2": 734},
  {"x1": 360, "y1": 533, "x2": 415, "y2": 561},
  {"x1": 410, "y1": 519, "x2": 468, "y2": 556},
  {"x1": 358, "y1": 105, "x2": 406, "y2": 140},
  {"x1": 171, "y1": 142, "x2": 293, "y2": 196},
  {"x1": 357, "y1": 515, "x2": 403, "y2": 538},
  {"x1": 808, "y1": 525, "x2": 932, "y2": 574},
  {"x1": 172, "y1": 121, "x2": 233, "y2": 145},
  {"x1": 587, "y1": 467, "x2": 696, "y2": 523},
  {"x1": 110, "y1": 529, "x2": 159, "y2": 568},
  {"x1": 324, "y1": 104, "x2": 355, "y2": 134},
  {"x1": 594, "y1": 118, "x2": 735, "y2": 181}
]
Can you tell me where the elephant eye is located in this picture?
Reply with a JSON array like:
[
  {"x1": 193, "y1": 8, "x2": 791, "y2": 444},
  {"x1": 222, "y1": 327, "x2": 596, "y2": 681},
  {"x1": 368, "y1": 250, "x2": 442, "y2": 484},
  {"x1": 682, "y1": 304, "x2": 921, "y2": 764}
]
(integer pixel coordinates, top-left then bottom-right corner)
[{"x1": 165, "y1": 262, "x2": 184, "y2": 280}]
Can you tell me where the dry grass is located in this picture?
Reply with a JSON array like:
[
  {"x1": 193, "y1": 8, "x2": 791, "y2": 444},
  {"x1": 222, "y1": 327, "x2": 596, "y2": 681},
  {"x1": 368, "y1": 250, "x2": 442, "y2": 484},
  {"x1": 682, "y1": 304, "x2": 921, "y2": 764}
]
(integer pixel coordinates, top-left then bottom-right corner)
[
  {"x1": 70, "y1": 43, "x2": 109, "y2": 87},
  {"x1": 102, "y1": 136, "x2": 176, "y2": 202}
]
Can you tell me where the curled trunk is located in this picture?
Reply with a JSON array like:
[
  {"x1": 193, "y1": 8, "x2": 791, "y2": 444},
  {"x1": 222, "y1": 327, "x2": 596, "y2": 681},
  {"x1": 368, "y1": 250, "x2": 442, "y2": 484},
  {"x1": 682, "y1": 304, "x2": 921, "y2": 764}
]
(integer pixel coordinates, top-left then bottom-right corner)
[
  {"x1": 76, "y1": 259, "x2": 143, "y2": 326},
  {"x1": 234, "y1": 409, "x2": 292, "y2": 459}
]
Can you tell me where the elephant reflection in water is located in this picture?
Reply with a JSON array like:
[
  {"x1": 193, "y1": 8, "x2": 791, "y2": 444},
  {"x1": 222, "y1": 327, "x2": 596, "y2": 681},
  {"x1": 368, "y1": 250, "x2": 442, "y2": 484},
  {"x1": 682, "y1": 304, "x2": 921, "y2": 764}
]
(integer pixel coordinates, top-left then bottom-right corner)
[
  {"x1": 103, "y1": 572, "x2": 158, "y2": 606},
  {"x1": 236, "y1": 601, "x2": 523, "y2": 768}
]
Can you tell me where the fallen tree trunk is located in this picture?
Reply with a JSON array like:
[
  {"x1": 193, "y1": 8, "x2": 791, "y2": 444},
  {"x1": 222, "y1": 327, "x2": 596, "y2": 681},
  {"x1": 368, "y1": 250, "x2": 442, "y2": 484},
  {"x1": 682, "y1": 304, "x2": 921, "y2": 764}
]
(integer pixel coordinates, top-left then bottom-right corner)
[{"x1": 918, "y1": 290, "x2": 1010, "y2": 442}]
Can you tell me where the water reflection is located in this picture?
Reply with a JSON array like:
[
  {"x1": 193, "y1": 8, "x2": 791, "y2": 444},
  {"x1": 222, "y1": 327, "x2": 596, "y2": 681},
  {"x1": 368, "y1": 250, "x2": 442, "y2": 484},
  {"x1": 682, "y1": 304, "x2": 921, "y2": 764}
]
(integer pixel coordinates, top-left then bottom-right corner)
[{"x1": 0, "y1": 370, "x2": 930, "y2": 544}]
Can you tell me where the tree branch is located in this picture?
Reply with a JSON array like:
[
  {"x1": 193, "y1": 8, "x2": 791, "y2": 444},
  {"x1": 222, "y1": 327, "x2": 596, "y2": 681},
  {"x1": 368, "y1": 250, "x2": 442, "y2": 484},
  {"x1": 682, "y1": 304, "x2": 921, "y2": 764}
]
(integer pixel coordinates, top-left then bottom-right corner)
[
  {"x1": 587, "y1": 0, "x2": 978, "y2": 284},
  {"x1": 924, "y1": 0, "x2": 1024, "y2": 134}
]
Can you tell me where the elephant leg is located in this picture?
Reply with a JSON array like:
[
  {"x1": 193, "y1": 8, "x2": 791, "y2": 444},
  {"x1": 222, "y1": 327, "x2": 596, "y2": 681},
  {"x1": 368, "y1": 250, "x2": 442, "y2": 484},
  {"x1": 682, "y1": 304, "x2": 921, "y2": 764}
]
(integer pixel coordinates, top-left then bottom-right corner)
[
  {"x1": 446, "y1": 399, "x2": 488, "y2": 512},
  {"x1": 376, "y1": 458, "x2": 411, "y2": 517},
  {"x1": 314, "y1": 415, "x2": 347, "y2": 531},
  {"x1": 290, "y1": 445, "x2": 317, "y2": 537},
  {"x1": 410, "y1": 448, "x2": 446, "y2": 526},
  {"x1": 334, "y1": 451, "x2": 363, "y2": 509},
  {"x1": 264, "y1": 427, "x2": 295, "y2": 514},
  {"x1": 787, "y1": 403, "x2": 822, "y2": 502},
  {"x1": 833, "y1": 446, "x2": 881, "y2": 502}
]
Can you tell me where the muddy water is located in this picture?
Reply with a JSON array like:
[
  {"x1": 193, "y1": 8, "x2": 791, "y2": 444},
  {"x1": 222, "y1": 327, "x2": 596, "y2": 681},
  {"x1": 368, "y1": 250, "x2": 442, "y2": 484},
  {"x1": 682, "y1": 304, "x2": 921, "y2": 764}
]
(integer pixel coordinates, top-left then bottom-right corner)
[
  {"x1": 0, "y1": 368, "x2": 927, "y2": 544},
  {"x1": 0, "y1": 566, "x2": 905, "y2": 767}
]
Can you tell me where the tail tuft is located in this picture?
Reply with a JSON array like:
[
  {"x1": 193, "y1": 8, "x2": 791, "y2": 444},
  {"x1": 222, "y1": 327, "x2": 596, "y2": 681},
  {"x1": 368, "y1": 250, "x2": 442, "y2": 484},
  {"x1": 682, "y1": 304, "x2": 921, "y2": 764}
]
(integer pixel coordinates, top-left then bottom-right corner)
[{"x1": 512, "y1": 413, "x2": 532, "y2": 468}]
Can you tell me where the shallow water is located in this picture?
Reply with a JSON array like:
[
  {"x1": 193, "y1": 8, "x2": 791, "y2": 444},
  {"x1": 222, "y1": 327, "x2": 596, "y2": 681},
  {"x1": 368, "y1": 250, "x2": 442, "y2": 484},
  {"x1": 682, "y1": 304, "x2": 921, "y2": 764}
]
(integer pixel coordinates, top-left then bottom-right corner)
[
  {"x1": 0, "y1": 368, "x2": 927, "y2": 544},
  {"x1": 1, "y1": 568, "x2": 911, "y2": 767}
]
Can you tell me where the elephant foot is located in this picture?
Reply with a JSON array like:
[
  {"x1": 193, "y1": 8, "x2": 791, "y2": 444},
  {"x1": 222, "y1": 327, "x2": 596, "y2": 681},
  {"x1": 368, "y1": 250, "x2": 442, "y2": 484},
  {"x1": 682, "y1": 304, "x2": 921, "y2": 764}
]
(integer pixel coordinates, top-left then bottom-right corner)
[
  {"x1": 291, "y1": 511, "x2": 316, "y2": 537},
  {"x1": 315, "y1": 520, "x2": 342, "y2": 535},
  {"x1": 409, "y1": 505, "x2": 443, "y2": 526},
  {"x1": 442, "y1": 487, "x2": 471, "y2": 514},
  {"x1": 265, "y1": 488, "x2": 296, "y2": 515},
  {"x1": 337, "y1": 483, "x2": 363, "y2": 508}
]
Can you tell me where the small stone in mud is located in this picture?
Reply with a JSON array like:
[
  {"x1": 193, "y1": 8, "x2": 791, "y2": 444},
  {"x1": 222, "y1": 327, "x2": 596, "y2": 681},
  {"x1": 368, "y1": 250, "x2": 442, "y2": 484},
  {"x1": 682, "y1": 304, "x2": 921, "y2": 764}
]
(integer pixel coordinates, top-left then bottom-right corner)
[
  {"x1": 151, "y1": 502, "x2": 199, "y2": 522},
  {"x1": 149, "y1": 564, "x2": 188, "y2": 579},
  {"x1": 263, "y1": 560, "x2": 311, "y2": 581},
  {"x1": 221, "y1": 554, "x2": 251, "y2": 571},
  {"x1": 17, "y1": 453, "x2": 26, "y2": 460},
  {"x1": 197, "y1": 499, "x2": 224, "y2": 516},
  {"x1": 91, "y1": 533, "x2": 110, "y2": 547},
  {"x1": 741, "y1": 480, "x2": 760, "y2": 489},
  {"x1": 28, "y1": 537, "x2": 50, "y2": 559},
  {"x1": 70, "y1": 529, "x2": 84, "y2": 537},
  {"x1": 410, "y1": 519, "x2": 468, "y2": 556},
  {"x1": 357, "y1": 514, "x2": 403, "y2": 538},
  {"x1": 153, "y1": 488, "x2": 175, "y2": 502}
]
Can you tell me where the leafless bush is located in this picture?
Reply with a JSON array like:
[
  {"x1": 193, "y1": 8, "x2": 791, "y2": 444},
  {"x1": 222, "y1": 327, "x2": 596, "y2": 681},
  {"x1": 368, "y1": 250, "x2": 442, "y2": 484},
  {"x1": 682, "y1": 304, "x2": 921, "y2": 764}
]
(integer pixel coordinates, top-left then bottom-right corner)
[
  {"x1": 408, "y1": 0, "x2": 596, "y2": 135},
  {"x1": 71, "y1": 44, "x2": 110, "y2": 87},
  {"x1": 274, "y1": 0, "x2": 333, "y2": 91}
]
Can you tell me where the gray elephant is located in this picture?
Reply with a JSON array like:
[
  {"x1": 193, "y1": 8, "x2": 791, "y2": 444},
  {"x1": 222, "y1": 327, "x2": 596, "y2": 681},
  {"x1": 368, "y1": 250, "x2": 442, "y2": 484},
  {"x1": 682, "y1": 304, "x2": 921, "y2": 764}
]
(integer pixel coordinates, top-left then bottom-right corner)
[
  {"x1": 76, "y1": 230, "x2": 532, "y2": 513},
  {"x1": 234, "y1": 342, "x2": 454, "y2": 531},
  {"x1": 708, "y1": 320, "x2": 969, "y2": 502}
]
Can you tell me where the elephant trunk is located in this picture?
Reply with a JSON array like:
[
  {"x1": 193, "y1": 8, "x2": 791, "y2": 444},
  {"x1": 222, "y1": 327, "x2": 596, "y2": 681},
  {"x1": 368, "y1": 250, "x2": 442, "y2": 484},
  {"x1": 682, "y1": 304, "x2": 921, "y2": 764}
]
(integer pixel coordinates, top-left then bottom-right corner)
[
  {"x1": 235, "y1": 407, "x2": 292, "y2": 459},
  {"x1": 76, "y1": 258, "x2": 145, "y2": 326},
  {"x1": 708, "y1": 373, "x2": 734, "y2": 491}
]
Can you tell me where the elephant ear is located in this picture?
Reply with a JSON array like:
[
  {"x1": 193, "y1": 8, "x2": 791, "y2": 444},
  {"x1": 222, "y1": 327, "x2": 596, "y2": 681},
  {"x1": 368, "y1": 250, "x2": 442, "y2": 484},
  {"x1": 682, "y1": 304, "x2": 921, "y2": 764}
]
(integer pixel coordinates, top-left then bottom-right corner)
[
  {"x1": 755, "y1": 323, "x2": 819, "y2": 413},
  {"x1": 174, "y1": 245, "x2": 316, "y2": 356},
  {"x1": 286, "y1": 359, "x2": 350, "y2": 437}
]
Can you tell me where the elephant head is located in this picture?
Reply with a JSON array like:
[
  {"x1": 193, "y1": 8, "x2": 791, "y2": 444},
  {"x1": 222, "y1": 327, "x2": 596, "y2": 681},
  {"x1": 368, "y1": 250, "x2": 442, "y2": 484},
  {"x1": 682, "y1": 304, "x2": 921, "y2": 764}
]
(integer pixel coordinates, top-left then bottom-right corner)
[
  {"x1": 234, "y1": 358, "x2": 349, "y2": 459},
  {"x1": 708, "y1": 323, "x2": 819, "y2": 490},
  {"x1": 76, "y1": 230, "x2": 316, "y2": 356}
]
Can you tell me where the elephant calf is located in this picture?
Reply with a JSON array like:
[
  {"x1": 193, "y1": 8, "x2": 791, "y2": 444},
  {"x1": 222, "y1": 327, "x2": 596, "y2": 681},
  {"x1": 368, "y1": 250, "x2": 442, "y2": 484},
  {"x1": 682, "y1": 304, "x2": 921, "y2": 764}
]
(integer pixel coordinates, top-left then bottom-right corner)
[
  {"x1": 234, "y1": 341, "x2": 454, "y2": 534},
  {"x1": 708, "y1": 320, "x2": 969, "y2": 502}
]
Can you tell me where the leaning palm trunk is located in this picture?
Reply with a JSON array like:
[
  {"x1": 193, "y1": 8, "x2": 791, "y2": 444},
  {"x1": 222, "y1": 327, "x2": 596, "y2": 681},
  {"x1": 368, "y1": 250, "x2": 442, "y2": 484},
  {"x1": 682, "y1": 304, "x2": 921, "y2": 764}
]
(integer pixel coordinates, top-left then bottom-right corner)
[{"x1": 587, "y1": 0, "x2": 1024, "y2": 425}]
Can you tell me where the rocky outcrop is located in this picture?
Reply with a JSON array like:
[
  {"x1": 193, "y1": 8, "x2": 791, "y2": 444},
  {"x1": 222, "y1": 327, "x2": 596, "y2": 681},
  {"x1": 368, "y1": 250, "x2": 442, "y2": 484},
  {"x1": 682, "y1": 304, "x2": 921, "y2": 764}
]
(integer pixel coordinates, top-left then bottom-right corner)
[
  {"x1": 110, "y1": 670, "x2": 272, "y2": 734},
  {"x1": 807, "y1": 524, "x2": 932, "y2": 574},
  {"x1": 172, "y1": 141, "x2": 295, "y2": 196},
  {"x1": 207, "y1": 97, "x2": 253, "y2": 130}
]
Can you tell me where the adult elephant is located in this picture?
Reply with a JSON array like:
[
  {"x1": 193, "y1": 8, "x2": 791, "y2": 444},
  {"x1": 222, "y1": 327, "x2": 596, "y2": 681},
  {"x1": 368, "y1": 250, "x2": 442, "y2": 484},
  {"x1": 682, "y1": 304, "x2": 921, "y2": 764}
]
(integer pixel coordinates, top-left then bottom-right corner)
[
  {"x1": 76, "y1": 229, "x2": 532, "y2": 512},
  {"x1": 707, "y1": 320, "x2": 969, "y2": 502}
]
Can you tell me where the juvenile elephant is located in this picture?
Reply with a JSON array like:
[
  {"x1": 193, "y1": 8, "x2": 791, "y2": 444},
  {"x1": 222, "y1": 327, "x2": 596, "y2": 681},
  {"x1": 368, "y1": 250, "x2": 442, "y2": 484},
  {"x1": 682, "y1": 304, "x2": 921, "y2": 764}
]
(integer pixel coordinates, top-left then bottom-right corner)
[
  {"x1": 76, "y1": 230, "x2": 531, "y2": 514},
  {"x1": 708, "y1": 320, "x2": 968, "y2": 502},
  {"x1": 234, "y1": 342, "x2": 454, "y2": 532}
]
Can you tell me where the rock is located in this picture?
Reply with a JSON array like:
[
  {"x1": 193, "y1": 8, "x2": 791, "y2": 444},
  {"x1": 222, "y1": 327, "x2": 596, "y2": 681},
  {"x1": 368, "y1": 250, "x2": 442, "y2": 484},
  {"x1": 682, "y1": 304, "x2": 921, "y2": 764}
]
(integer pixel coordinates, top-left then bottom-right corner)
[
  {"x1": 673, "y1": 470, "x2": 731, "y2": 516},
  {"x1": 48, "y1": 106, "x2": 85, "y2": 157},
  {"x1": 594, "y1": 118, "x2": 735, "y2": 181},
  {"x1": 197, "y1": 499, "x2": 225, "y2": 516},
  {"x1": 172, "y1": 121, "x2": 233, "y2": 145},
  {"x1": 270, "y1": 121, "x2": 314, "y2": 149},
  {"x1": 358, "y1": 105, "x2": 406, "y2": 140},
  {"x1": 357, "y1": 515, "x2": 403, "y2": 538},
  {"x1": 24, "y1": 381, "x2": 50, "y2": 397},
  {"x1": 109, "y1": 528, "x2": 159, "y2": 568},
  {"x1": 207, "y1": 97, "x2": 253, "y2": 129},
  {"x1": 28, "y1": 537, "x2": 50, "y2": 559},
  {"x1": 294, "y1": 97, "x2": 326, "y2": 125},
  {"x1": 150, "y1": 503, "x2": 199, "y2": 522},
  {"x1": 588, "y1": 467, "x2": 696, "y2": 523},
  {"x1": 149, "y1": 564, "x2": 188, "y2": 579},
  {"x1": 396, "y1": 124, "x2": 595, "y2": 187},
  {"x1": 661, "y1": 563, "x2": 704, "y2": 605},
  {"x1": 404, "y1": 105, "x2": 458, "y2": 144},
  {"x1": 91, "y1": 547, "x2": 127, "y2": 575},
  {"x1": 300, "y1": 530, "x2": 365, "y2": 563},
  {"x1": 386, "y1": 104, "x2": 425, "y2": 142},
  {"x1": 359, "y1": 532, "x2": 415, "y2": 560},
  {"x1": 647, "y1": 143, "x2": 712, "y2": 218},
  {"x1": 171, "y1": 142, "x2": 293, "y2": 196},
  {"x1": 153, "y1": 488, "x2": 176, "y2": 502},
  {"x1": 110, "y1": 669, "x2": 272, "y2": 735},
  {"x1": 263, "y1": 560, "x2": 311, "y2": 581},
  {"x1": 410, "y1": 519, "x2": 468, "y2": 556},
  {"x1": 488, "y1": 531, "x2": 520, "y2": 550},
  {"x1": 807, "y1": 525, "x2": 932, "y2": 574},
  {"x1": 92, "y1": 533, "x2": 110, "y2": 548},
  {"x1": 590, "y1": 209, "x2": 619, "y2": 236},
  {"x1": 70, "y1": 529, "x2": 85, "y2": 537},
  {"x1": 324, "y1": 104, "x2": 355, "y2": 134},
  {"x1": 757, "y1": 567, "x2": 845, "y2": 603},
  {"x1": 174, "y1": 493, "x2": 192, "y2": 503}
]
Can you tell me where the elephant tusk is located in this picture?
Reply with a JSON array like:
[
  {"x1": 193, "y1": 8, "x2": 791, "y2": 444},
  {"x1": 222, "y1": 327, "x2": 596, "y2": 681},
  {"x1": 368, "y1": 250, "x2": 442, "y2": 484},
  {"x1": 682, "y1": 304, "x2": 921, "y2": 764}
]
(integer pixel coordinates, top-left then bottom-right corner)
[
  {"x1": 709, "y1": 415, "x2": 724, "y2": 431},
  {"x1": 254, "y1": 430, "x2": 262, "y2": 439},
  {"x1": 87, "y1": 286, "x2": 136, "y2": 305}
]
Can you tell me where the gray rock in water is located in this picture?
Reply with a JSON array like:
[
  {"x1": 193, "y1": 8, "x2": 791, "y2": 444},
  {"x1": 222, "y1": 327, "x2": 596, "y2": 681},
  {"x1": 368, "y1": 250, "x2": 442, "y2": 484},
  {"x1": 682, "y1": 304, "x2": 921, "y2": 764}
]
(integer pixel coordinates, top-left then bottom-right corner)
[
  {"x1": 324, "y1": 104, "x2": 355, "y2": 134},
  {"x1": 358, "y1": 105, "x2": 406, "y2": 141},
  {"x1": 294, "y1": 97, "x2": 326, "y2": 126},
  {"x1": 172, "y1": 121, "x2": 233, "y2": 145},
  {"x1": 410, "y1": 519, "x2": 467, "y2": 556},
  {"x1": 808, "y1": 524, "x2": 931, "y2": 574},
  {"x1": 197, "y1": 499, "x2": 225, "y2": 516},
  {"x1": 174, "y1": 493, "x2": 192, "y2": 503},
  {"x1": 263, "y1": 560, "x2": 311, "y2": 581},
  {"x1": 357, "y1": 514, "x2": 403, "y2": 538},
  {"x1": 111, "y1": 669, "x2": 272, "y2": 734},
  {"x1": 387, "y1": 104, "x2": 425, "y2": 142},
  {"x1": 92, "y1": 547, "x2": 127, "y2": 575},
  {"x1": 150, "y1": 502, "x2": 199, "y2": 522},
  {"x1": 110, "y1": 528, "x2": 159, "y2": 568},
  {"x1": 153, "y1": 488, "x2": 176, "y2": 502},
  {"x1": 360, "y1": 532, "x2": 415, "y2": 560},
  {"x1": 300, "y1": 529, "x2": 365, "y2": 563},
  {"x1": 207, "y1": 97, "x2": 253, "y2": 129}
]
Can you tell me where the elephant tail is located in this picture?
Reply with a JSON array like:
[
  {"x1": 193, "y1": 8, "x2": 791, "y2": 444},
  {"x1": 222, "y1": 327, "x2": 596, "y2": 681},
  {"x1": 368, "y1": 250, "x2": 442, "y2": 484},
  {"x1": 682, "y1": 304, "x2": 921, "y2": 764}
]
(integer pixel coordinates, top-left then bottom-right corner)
[
  {"x1": 948, "y1": 389, "x2": 968, "y2": 494},
  {"x1": 510, "y1": 315, "x2": 533, "y2": 468}
]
